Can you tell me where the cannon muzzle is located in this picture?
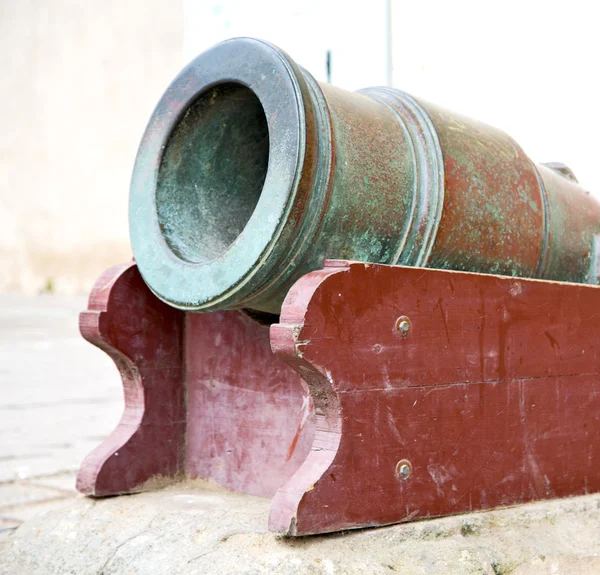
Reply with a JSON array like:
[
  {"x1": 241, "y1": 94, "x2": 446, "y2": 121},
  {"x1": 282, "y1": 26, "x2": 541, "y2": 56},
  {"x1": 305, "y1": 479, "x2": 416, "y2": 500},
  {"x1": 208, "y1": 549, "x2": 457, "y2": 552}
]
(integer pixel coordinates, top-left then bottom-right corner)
[{"x1": 130, "y1": 37, "x2": 600, "y2": 314}]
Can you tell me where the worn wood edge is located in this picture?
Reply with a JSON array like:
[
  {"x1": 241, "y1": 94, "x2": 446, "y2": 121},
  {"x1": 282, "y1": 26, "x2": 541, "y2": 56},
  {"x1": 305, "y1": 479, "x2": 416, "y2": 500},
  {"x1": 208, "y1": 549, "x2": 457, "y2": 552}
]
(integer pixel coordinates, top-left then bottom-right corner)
[
  {"x1": 76, "y1": 264, "x2": 150, "y2": 496},
  {"x1": 339, "y1": 258, "x2": 600, "y2": 290},
  {"x1": 85, "y1": 262, "x2": 136, "y2": 312},
  {"x1": 75, "y1": 351, "x2": 143, "y2": 496},
  {"x1": 268, "y1": 265, "x2": 347, "y2": 535},
  {"x1": 268, "y1": 346, "x2": 342, "y2": 535},
  {"x1": 277, "y1": 263, "x2": 350, "y2": 326}
]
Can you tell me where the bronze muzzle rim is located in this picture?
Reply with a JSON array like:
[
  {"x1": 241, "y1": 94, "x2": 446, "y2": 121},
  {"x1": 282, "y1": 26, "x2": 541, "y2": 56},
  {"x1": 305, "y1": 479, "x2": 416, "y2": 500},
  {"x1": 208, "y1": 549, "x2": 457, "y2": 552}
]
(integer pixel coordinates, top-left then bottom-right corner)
[{"x1": 129, "y1": 38, "x2": 311, "y2": 311}]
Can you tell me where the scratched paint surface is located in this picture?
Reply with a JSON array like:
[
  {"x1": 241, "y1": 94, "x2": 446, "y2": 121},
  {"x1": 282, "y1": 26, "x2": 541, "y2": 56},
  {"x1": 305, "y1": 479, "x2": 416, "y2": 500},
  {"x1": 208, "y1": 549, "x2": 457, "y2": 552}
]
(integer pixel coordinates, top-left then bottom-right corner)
[
  {"x1": 185, "y1": 310, "x2": 314, "y2": 498},
  {"x1": 269, "y1": 262, "x2": 600, "y2": 535}
]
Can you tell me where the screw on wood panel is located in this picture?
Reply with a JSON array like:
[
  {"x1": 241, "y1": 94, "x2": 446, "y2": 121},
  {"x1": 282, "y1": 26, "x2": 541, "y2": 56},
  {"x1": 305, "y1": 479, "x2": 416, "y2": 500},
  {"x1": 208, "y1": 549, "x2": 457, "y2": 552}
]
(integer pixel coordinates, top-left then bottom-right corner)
[
  {"x1": 395, "y1": 316, "x2": 411, "y2": 337},
  {"x1": 395, "y1": 459, "x2": 412, "y2": 481}
]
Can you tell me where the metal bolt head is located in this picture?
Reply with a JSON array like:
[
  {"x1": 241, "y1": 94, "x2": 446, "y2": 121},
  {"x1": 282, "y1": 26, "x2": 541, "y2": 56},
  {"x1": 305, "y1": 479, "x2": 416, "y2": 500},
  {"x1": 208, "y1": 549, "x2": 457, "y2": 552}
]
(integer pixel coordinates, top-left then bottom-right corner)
[
  {"x1": 395, "y1": 316, "x2": 411, "y2": 337},
  {"x1": 396, "y1": 459, "x2": 412, "y2": 481},
  {"x1": 398, "y1": 320, "x2": 410, "y2": 333}
]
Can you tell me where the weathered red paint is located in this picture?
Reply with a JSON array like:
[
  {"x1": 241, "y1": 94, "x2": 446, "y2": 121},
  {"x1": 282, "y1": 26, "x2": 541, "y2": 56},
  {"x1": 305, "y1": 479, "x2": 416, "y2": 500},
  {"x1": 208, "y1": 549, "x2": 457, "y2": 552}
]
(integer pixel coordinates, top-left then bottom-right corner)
[
  {"x1": 78, "y1": 261, "x2": 600, "y2": 536},
  {"x1": 185, "y1": 309, "x2": 314, "y2": 497},
  {"x1": 77, "y1": 264, "x2": 314, "y2": 498},
  {"x1": 77, "y1": 263, "x2": 186, "y2": 495},
  {"x1": 269, "y1": 260, "x2": 600, "y2": 534}
]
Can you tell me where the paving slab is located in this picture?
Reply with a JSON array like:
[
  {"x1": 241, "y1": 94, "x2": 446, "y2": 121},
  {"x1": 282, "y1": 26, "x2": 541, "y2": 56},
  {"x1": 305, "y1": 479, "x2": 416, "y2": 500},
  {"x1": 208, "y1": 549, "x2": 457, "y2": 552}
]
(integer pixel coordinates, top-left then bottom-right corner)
[
  {"x1": 0, "y1": 495, "x2": 73, "y2": 523},
  {"x1": 0, "y1": 482, "x2": 67, "y2": 508},
  {"x1": 0, "y1": 293, "x2": 122, "y2": 518},
  {"x1": 1, "y1": 481, "x2": 600, "y2": 575},
  {"x1": 0, "y1": 518, "x2": 20, "y2": 542},
  {"x1": 27, "y1": 472, "x2": 77, "y2": 493}
]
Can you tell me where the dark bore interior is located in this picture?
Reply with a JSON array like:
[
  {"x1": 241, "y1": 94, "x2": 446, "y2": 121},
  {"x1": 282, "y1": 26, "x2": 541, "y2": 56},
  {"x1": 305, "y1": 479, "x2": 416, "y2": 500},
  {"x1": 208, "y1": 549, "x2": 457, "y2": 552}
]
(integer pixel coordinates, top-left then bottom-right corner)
[{"x1": 156, "y1": 82, "x2": 270, "y2": 263}]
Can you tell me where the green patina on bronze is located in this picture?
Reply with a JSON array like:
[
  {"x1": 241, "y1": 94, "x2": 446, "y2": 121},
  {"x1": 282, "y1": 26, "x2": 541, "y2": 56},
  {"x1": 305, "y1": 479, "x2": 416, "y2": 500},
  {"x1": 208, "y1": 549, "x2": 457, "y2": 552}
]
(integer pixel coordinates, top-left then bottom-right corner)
[
  {"x1": 157, "y1": 83, "x2": 269, "y2": 264},
  {"x1": 129, "y1": 38, "x2": 600, "y2": 314}
]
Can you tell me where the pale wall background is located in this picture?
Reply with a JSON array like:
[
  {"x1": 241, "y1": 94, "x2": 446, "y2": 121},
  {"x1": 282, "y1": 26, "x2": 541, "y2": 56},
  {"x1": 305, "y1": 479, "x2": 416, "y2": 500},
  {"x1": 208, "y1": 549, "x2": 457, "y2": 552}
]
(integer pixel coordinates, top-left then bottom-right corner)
[
  {"x1": 389, "y1": 0, "x2": 600, "y2": 196},
  {"x1": 0, "y1": 0, "x2": 183, "y2": 294},
  {"x1": 1, "y1": 0, "x2": 598, "y2": 294}
]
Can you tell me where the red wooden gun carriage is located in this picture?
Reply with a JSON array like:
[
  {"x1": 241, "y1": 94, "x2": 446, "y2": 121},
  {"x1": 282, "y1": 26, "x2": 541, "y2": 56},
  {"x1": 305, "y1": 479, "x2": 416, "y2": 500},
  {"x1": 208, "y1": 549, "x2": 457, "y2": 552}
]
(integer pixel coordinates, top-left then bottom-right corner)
[{"x1": 77, "y1": 38, "x2": 600, "y2": 536}]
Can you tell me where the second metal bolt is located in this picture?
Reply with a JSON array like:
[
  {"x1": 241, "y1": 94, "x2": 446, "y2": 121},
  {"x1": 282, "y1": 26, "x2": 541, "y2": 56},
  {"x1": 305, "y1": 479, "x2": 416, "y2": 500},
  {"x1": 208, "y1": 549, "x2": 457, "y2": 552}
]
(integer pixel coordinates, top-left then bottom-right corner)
[
  {"x1": 396, "y1": 459, "x2": 412, "y2": 481},
  {"x1": 395, "y1": 316, "x2": 411, "y2": 337}
]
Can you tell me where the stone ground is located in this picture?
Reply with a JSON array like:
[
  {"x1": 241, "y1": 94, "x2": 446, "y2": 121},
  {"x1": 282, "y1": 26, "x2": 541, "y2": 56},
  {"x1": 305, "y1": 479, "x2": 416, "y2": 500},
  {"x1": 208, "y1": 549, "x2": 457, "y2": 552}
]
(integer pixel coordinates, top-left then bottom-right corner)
[
  {"x1": 0, "y1": 294, "x2": 122, "y2": 541},
  {"x1": 2, "y1": 294, "x2": 600, "y2": 574},
  {"x1": 2, "y1": 480, "x2": 600, "y2": 574}
]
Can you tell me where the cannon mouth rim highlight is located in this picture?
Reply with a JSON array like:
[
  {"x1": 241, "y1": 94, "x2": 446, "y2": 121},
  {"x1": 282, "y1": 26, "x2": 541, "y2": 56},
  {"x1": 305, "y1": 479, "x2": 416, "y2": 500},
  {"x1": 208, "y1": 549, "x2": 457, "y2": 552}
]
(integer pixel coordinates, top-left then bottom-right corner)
[{"x1": 129, "y1": 38, "x2": 306, "y2": 310}]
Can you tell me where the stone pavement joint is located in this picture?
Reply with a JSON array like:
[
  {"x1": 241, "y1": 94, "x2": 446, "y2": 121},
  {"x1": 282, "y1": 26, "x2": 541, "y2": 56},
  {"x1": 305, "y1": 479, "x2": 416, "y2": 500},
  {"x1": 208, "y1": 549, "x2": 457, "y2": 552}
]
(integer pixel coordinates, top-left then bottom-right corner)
[
  {"x1": 0, "y1": 294, "x2": 122, "y2": 525},
  {"x1": 0, "y1": 478, "x2": 76, "y2": 523}
]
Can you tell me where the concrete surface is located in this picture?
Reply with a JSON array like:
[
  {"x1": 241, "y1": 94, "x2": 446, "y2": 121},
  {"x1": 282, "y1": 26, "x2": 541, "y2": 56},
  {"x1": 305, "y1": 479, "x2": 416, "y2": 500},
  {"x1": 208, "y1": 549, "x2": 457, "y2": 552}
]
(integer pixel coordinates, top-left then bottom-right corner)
[
  {"x1": 2, "y1": 481, "x2": 600, "y2": 574},
  {"x1": 0, "y1": 294, "x2": 122, "y2": 538}
]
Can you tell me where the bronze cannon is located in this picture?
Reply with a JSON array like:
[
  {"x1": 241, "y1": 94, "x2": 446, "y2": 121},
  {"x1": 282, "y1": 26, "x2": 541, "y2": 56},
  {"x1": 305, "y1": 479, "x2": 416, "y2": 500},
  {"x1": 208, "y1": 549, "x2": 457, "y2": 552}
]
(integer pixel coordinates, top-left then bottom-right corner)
[{"x1": 129, "y1": 37, "x2": 600, "y2": 314}]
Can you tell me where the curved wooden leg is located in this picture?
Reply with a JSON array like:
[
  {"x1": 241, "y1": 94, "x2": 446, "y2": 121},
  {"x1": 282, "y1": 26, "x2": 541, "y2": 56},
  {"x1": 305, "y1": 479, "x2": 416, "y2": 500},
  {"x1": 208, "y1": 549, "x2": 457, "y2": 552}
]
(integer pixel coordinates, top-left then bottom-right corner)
[
  {"x1": 77, "y1": 263, "x2": 315, "y2": 499},
  {"x1": 76, "y1": 263, "x2": 185, "y2": 496}
]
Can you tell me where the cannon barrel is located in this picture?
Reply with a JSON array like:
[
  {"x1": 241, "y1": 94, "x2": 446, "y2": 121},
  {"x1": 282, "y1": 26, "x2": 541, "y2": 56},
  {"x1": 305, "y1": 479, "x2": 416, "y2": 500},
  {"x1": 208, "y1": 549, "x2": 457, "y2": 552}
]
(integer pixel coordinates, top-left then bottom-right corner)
[{"x1": 129, "y1": 37, "x2": 600, "y2": 314}]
